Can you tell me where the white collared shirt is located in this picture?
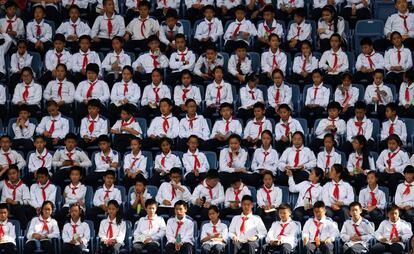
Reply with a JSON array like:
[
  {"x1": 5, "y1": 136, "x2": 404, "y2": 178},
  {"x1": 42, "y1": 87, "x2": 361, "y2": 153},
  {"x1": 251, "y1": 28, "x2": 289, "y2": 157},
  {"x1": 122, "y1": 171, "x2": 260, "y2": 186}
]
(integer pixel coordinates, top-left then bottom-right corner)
[
  {"x1": 319, "y1": 48, "x2": 349, "y2": 74},
  {"x1": 399, "y1": 82, "x2": 414, "y2": 106},
  {"x1": 0, "y1": 220, "x2": 16, "y2": 245},
  {"x1": 129, "y1": 189, "x2": 152, "y2": 206},
  {"x1": 111, "y1": 117, "x2": 143, "y2": 138},
  {"x1": 287, "y1": 20, "x2": 311, "y2": 41},
  {"x1": 36, "y1": 113, "x2": 69, "y2": 139},
  {"x1": 56, "y1": 18, "x2": 91, "y2": 40},
  {"x1": 91, "y1": 13, "x2": 125, "y2": 39},
  {"x1": 0, "y1": 149, "x2": 26, "y2": 169},
  {"x1": 358, "y1": 185, "x2": 386, "y2": 210},
  {"x1": 243, "y1": 117, "x2": 273, "y2": 140},
  {"x1": 26, "y1": 19, "x2": 52, "y2": 43},
  {"x1": 140, "y1": 83, "x2": 171, "y2": 106},
  {"x1": 278, "y1": 146, "x2": 316, "y2": 171},
  {"x1": 384, "y1": 46, "x2": 413, "y2": 72},
  {"x1": 12, "y1": 81, "x2": 42, "y2": 106},
  {"x1": 267, "y1": 83, "x2": 293, "y2": 109},
  {"x1": 201, "y1": 220, "x2": 228, "y2": 245},
  {"x1": 123, "y1": 151, "x2": 148, "y2": 179},
  {"x1": 304, "y1": 84, "x2": 330, "y2": 108},
  {"x1": 155, "y1": 0, "x2": 180, "y2": 9},
  {"x1": 98, "y1": 217, "x2": 126, "y2": 244},
  {"x1": 27, "y1": 216, "x2": 60, "y2": 240},
  {"x1": 302, "y1": 216, "x2": 339, "y2": 242},
  {"x1": 314, "y1": 117, "x2": 346, "y2": 142},
  {"x1": 133, "y1": 51, "x2": 169, "y2": 74},
  {"x1": 191, "y1": 180, "x2": 225, "y2": 206},
  {"x1": 94, "y1": 149, "x2": 119, "y2": 172},
  {"x1": 169, "y1": 48, "x2": 196, "y2": 72},
  {"x1": 154, "y1": 152, "x2": 182, "y2": 173},
  {"x1": 75, "y1": 79, "x2": 110, "y2": 103},
  {"x1": 63, "y1": 183, "x2": 87, "y2": 208},
  {"x1": 182, "y1": 149, "x2": 210, "y2": 175},
  {"x1": 194, "y1": 53, "x2": 224, "y2": 78},
  {"x1": 347, "y1": 152, "x2": 376, "y2": 173},
  {"x1": 93, "y1": 185, "x2": 122, "y2": 207},
  {"x1": 288, "y1": 179, "x2": 322, "y2": 209},
  {"x1": 147, "y1": 114, "x2": 179, "y2": 139},
  {"x1": 62, "y1": 0, "x2": 90, "y2": 8},
  {"x1": 274, "y1": 117, "x2": 304, "y2": 141},
  {"x1": 29, "y1": 181, "x2": 57, "y2": 209},
  {"x1": 356, "y1": 51, "x2": 385, "y2": 71},
  {"x1": 266, "y1": 218, "x2": 299, "y2": 248},
  {"x1": 318, "y1": 17, "x2": 345, "y2": 40},
  {"x1": 239, "y1": 85, "x2": 264, "y2": 109},
  {"x1": 261, "y1": 48, "x2": 287, "y2": 75},
  {"x1": 111, "y1": 80, "x2": 141, "y2": 106},
  {"x1": 0, "y1": 33, "x2": 11, "y2": 74},
  {"x1": 317, "y1": 148, "x2": 342, "y2": 172},
  {"x1": 340, "y1": 217, "x2": 374, "y2": 248},
  {"x1": 334, "y1": 85, "x2": 359, "y2": 107},
  {"x1": 28, "y1": 149, "x2": 53, "y2": 173},
  {"x1": 0, "y1": 15, "x2": 25, "y2": 41},
  {"x1": 292, "y1": 54, "x2": 319, "y2": 74},
  {"x1": 44, "y1": 49, "x2": 72, "y2": 71},
  {"x1": 228, "y1": 213, "x2": 267, "y2": 241},
  {"x1": 205, "y1": 81, "x2": 233, "y2": 106},
  {"x1": 322, "y1": 180, "x2": 355, "y2": 206},
  {"x1": 364, "y1": 83, "x2": 393, "y2": 106},
  {"x1": 159, "y1": 21, "x2": 184, "y2": 46},
  {"x1": 394, "y1": 181, "x2": 414, "y2": 207},
  {"x1": 257, "y1": 184, "x2": 282, "y2": 208},
  {"x1": 384, "y1": 12, "x2": 414, "y2": 37},
  {"x1": 1, "y1": 180, "x2": 30, "y2": 205},
  {"x1": 52, "y1": 148, "x2": 92, "y2": 170},
  {"x1": 126, "y1": 16, "x2": 160, "y2": 40},
  {"x1": 80, "y1": 114, "x2": 109, "y2": 138},
  {"x1": 346, "y1": 117, "x2": 373, "y2": 142},
  {"x1": 194, "y1": 17, "x2": 224, "y2": 42},
  {"x1": 210, "y1": 118, "x2": 242, "y2": 138},
  {"x1": 69, "y1": 50, "x2": 102, "y2": 73},
  {"x1": 133, "y1": 215, "x2": 166, "y2": 243},
  {"x1": 374, "y1": 219, "x2": 413, "y2": 247},
  {"x1": 224, "y1": 184, "x2": 251, "y2": 208},
  {"x1": 251, "y1": 146, "x2": 279, "y2": 174},
  {"x1": 174, "y1": 85, "x2": 202, "y2": 106},
  {"x1": 166, "y1": 217, "x2": 194, "y2": 244},
  {"x1": 12, "y1": 120, "x2": 36, "y2": 139},
  {"x1": 380, "y1": 117, "x2": 407, "y2": 144},
  {"x1": 10, "y1": 52, "x2": 33, "y2": 73},
  {"x1": 228, "y1": 54, "x2": 252, "y2": 76},
  {"x1": 156, "y1": 181, "x2": 192, "y2": 207},
  {"x1": 219, "y1": 147, "x2": 248, "y2": 173},
  {"x1": 44, "y1": 79, "x2": 76, "y2": 104},
  {"x1": 223, "y1": 19, "x2": 257, "y2": 45},
  {"x1": 101, "y1": 50, "x2": 131, "y2": 74},
  {"x1": 62, "y1": 219, "x2": 90, "y2": 246},
  {"x1": 216, "y1": 0, "x2": 242, "y2": 8}
]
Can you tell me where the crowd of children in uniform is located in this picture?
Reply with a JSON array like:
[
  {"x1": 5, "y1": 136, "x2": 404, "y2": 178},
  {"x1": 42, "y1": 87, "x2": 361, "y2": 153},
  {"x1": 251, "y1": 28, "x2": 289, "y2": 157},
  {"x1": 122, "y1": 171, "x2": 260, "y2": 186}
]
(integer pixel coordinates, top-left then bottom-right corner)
[{"x1": 0, "y1": 0, "x2": 414, "y2": 253}]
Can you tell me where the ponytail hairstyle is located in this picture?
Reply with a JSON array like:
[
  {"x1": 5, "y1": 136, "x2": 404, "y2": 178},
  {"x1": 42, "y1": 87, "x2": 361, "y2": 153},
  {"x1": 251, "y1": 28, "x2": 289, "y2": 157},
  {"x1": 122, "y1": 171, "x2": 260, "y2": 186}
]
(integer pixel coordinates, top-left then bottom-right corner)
[
  {"x1": 353, "y1": 135, "x2": 370, "y2": 170},
  {"x1": 322, "y1": 5, "x2": 339, "y2": 33}
]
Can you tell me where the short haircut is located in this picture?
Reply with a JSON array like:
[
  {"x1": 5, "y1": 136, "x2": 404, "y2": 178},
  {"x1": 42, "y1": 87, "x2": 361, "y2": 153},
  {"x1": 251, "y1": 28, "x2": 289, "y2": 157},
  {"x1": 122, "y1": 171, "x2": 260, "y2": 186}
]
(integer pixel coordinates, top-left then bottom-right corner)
[
  {"x1": 313, "y1": 201, "x2": 325, "y2": 209},
  {"x1": 219, "y1": 102, "x2": 232, "y2": 111},
  {"x1": 33, "y1": 135, "x2": 46, "y2": 142},
  {"x1": 327, "y1": 101, "x2": 342, "y2": 111},
  {"x1": 87, "y1": 99, "x2": 102, "y2": 108},
  {"x1": 123, "y1": 65, "x2": 134, "y2": 74},
  {"x1": 165, "y1": 8, "x2": 178, "y2": 19},
  {"x1": 7, "y1": 164, "x2": 19, "y2": 173},
  {"x1": 202, "y1": 4, "x2": 215, "y2": 12},
  {"x1": 278, "y1": 203, "x2": 292, "y2": 211},
  {"x1": 241, "y1": 195, "x2": 253, "y2": 203},
  {"x1": 18, "y1": 104, "x2": 30, "y2": 113},
  {"x1": 0, "y1": 203, "x2": 9, "y2": 211},
  {"x1": 174, "y1": 200, "x2": 188, "y2": 209},
  {"x1": 272, "y1": 68, "x2": 284, "y2": 78},
  {"x1": 46, "y1": 100, "x2": 58, "y2": 108},
  {"x1": 104, "y1": 169, "x2": 116, "y2": 178},
  {"x1": 312, "y1": 68, "x2": 323, "y2": 76},
  {"x1": 185, "y1": 99, "x2": 196, "y2": 106},
  {"x1": 373, "y1": 69, "x2": 384, "y2": 76},
  {"x1": 145, "y1": 198, "x2": 157, "y2": 207},
  {"x1": 33, "y1": 5, "x2": 45, "y2": 12},
  {"x1": 175, "y1": 33, "x2": 186, "y2": 41},
  {"x1": 360, "y1": 37, "x2": 373, "y2": 46},
  {"x1": 135, "y1": 175, "x2": 147, "y2": 186},
  {"x1": 86, "y1": 63, "x2": 99, "y2": 74},
  {"x1": 5, "y1": 1, "x2": 18, "y2": 9},
  {"x1": 349, "y1": 201, "x2": 362, "y2": 210},
  {"x1": 160, "y1": 137, "x2": 173, "y2": 146},
  {"x1": 253, "y1": 102, "x2": 265, "y2": 110},
  {"x1": 367, "y1": 170, "x2": 377, "y2": 178},
  {"x1": 36, "y1": 167, "x2": 50, "y2": 177},
  {"x1": 342, "y1": 72, "x2": 353, "y2": 81},
  {"x1": 385, "y1": 102, "x2": 398, "y2": 112},
  {"x1": 293, "y1": 7, "x2": 306, "y2": 17},
  {"x1": 206, "y1": 170, "x2": 220, "y2": 179},
  {"x1": 21, "y1": 67, "x2": 34, "y2": 76},
  {"x1": 147, "y1": 34, "x2": 161, "y2": 43},
  {"x1": 278, "y1": 104, "x2": 292, "y2": 112},
  {"x1": 112, "y1": 36, "x2": 124, "y2": 44},
  {"x1": 169, "y1": 167, "x2": 182, "y2": 175},
  {"x1": 388, "y1": 204, "x2": 400, "y2": 213},
  {"x1": 159, "y1": 98, "x2": 173, "y2": 106},
  {"x1": 53, "y1": 33, "x2": 66, "y2": 43},
  {"x1": 64, "y1": 133, "x2": 78, "y2": 141},
  {"x1": 69, "y1": 166, "x2": 82, "y2": 175},
  {"x1": 138, "y1": 0, "x2": 151, "y2": 8},
  {"x1": 181, "y1": 69, "x2": 192, "y2": 79},
  {"x1": 228, "y1": 134, "x2": 242, "y2": 143},
  {"x1": 354, "y1": 101, "x2": 367, "y2": 110},
  {"x1": 261, "y1": 170, "x2": 273, "y2": 179},
  {"x1": 323, "y1": 133, "x2": 335, "y2": 142},
  {"x1": 97, "y1": 134, "x2": 111, "y2": 143},
  {"x1": 78, "y1": 34, "x2": 92, "y2": 43},
  {"x1": 262, "y1": 4, "x2": 275, "y2": 13},
  {"x1": 404, "y1": 165, "x2": 414, "y2": 174},
  {"x1": 208, "y1": 205, "x2": 220, "y2": 213}
]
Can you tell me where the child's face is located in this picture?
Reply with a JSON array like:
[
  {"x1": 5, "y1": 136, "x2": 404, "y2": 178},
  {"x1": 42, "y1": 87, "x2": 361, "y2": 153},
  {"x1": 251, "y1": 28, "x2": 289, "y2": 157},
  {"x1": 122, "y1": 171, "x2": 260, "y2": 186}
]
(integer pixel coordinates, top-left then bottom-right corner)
[
  {"x1": 86, "y1": 71, "x2": 98, "y2": 82},
  {"x1": 312, "y1": 73, "x2": 323, "y2": 85},
  {"x1": 204, "y1": 9, "x2": 214, "y2": 20},
  {"x1": 205, "y1": 49, "x2": 217, "y2": 61},
  {"x1": 87, "y1": 105, "x2": 99, "y2": 116},
  {"x1": 206, "y1": 178, "x2": 219, "y2": 188},
  {"x1": 278, "y1": 108, "x2": 290, "y2": 120},
  {"x1": 351, "y1": 139, "x2": 362, "y2": 151},
  {"x1": 329, "y1": 167, "x2": 338, "y2": 179},
  {"x1": 54, "y1": 40, "x2": 65, "y2": 51},
  {"x1": 18, "y1": 110, "x2": 30, "y2": 120},
  {"x1": 208, "y1": 209, "x2": 219, "y2": 221},
  {"x1": 263, "y1": 11, "x2": 274, "y2": 21},
  {"x1": 213, "y1": 69, "x2": 224, "y2": 80},
  {"x1": 181, "y1": 74, "x2": 192, "y2": 86},
  {"x1": 107, "y1": 204, "x2": 118, "y2": 218},
  {"x1": 135, "y1": 182, "x2": 145, "y2": 193},
  {"x1": 236, "y1": 48, "x2": 247, "y2": 59},
  {"x1": 7, "y1": 169, "x2": 19, "y2": 182},
  {"x1": 261, "y1": 133, "x2": 272, "y2": 147},
  {"x1": 321, "y1": 10, "x2": 332, "y2": 22},
  {"x1": 361, "y1": 44, "x2": 373, "y2": 55},
  {"x1": 0, "y1": 209, "x2": 8, "y2": 221},
  {"x1": 273, "y1": 72, "x2": 283, "y2": 85},
  {"x1": 56, "y1": 66, "x2": 66, "y2": 80},
  {"x1": 308, "y1": 169, "x2": 318, "y2": 182},
  {"x1": 112, "y1": 39, "x2": 122, "y2": 51},
  {"x1": 247, "y1": 79, "x2": 257, "y2": 89},
  {"x1": 389, "y1": 209, "x2": 399, "y2": 222},
  {"x1": 104, "y1": 0, "x2": 115, "y2": 13},
  {"x1": 21, "y1": 71, "x2": 33, "y2": 84},
  {"x1": 70, "y1": 170, "x2": 81, "y2": 183},
  {"x1": 269, "y1": 36, "x2": 280, "y2": 48},
  {"x1": 328, "y1": 108, "x2": 339, "y2": 119},
  {"x1": 324, "y1": 137, "x2": 334, "y2": 150},
  {"x1": 349, "y1": 205, "x2": 361, "y2": 219},
  {"x1": 229, "y1": 138, "x2": 240, "y2": 151},
  {"x1": 354, "y1": 108, "x2": 366, "y2": 120},
  {"x1": 253, "y1": 107, "x2": 265, "y2": 119},
  {"x1": 17, "y1": 43, "x2": 27, "y2": 54},
  {"x1": 263, "y1": 174, "x2": 273, "y2": 187},
  {"x1": 292, "y1": 134, "x2": 303, "y2": 148},
  {"x1": 5, "y1": 6, "x2": 16, "y2": 17},
  {"x1": 235, "y1": 10, "x2": 245, "y2": 21},
  {"x1": 342, "y1": 78, "x2": 351, "y2": 88},
  {"x1": 373, "y1": 73, "x2": 383, "y2": 85},
  {"x1": 187, "y1": 137, "x2": 199, "y2": 151},
  {"x1": 161, "y1": 141, "x2": 171, "y2": 153},
  {"x1": 294, "y1": 14, "x2": 303, "y2": 24},
  {"x1": 79, "y1": 39, "x2": 91, "y2": 52},
  {"x1": 70, "y1": 205, "x2": 81, "y2": 221},
  {"x1": 301, "y1": 43, "x2": 311, "y2": 55},
  {"x1": 34, "y1": 138, "x2": 46, "y2": 150},
  {"x1": 166, "y1": 17, "x2": 177, "y2": 28},
  {"x1": 104, "y1": 174, "x2": 115, "y2": 186},
  {"x1": 330, "y1": 36, "x2": 341, "y2": 50},
  {"x1": 367, "y1": 173, "x2": 376, "y2": 186},
  {"x1": 69, "y1": 8, "x2": 80, "y2": 20},
  {"x1": 0, "y1": 138, "x2": 11, "y2": 150},
  {"x1": 405, "y1": 172, "x2": 414, "y2": 183},
  {"x1": 139, "y1": 5, "x2": 150, "y2": 17},
  {"x1": 175, "y1": 38, "x2": 186, "y2": 50},
  {"x1": 42, "y1": 204, "x2": 53, "y2": 218},
  {"x1": 170, "y1": 172, "x2": 181, "y2": 184},
  {"x1": 149, "y1": 40, "x2": 160, "y2": 51},
  {"x1": 391, "y1": 34, "x2": 402, "y2": 47},
  {"x1": 120, "y1": 111, "x2": 132, "y2": 121},
  {"x1": 99, "y1": 141, "x2": 111, "y2": 152},
  {"x1": 395, "y1": 0, "x2": 408, "y2": 13},
  {"x1": 232, "y1": 181, "x2": 241, "y2": 189},
  {"x1": 122, "y1": 69, "x2": 133, "y2": 82},
  {"x1": 151, "y1": 71, "x2": 162, "y2": 84},
  {"x1": 65, "y1": 139, "x2": 77, "y2": 151},
  {"x1": 241, "y1": 200, "x2": 253, "y2": 214},
  {"x1": 278, "y1": 208, "x2": 291, "y2": 221},
  {"x1": 130, "y1": 140, "x2": 141, "y2": 152},
  {"x1": 146, "y1": 204, "x2": 157, "y2": 216},
  {"x1": 160, "y1": 102, "x2": 172, "y2": 115},
  {"x1": 37, "y1": 174, "x2": 49, "y2": 185},
  {"x1": 174, "y1": 205, "x2": 187, "y2": 218},
  {"x1": 220, "y1": 107, "x2": 232, "y2": 119},
  {"x1": 47, "y1": 105, "x2": 59, "y2": 117},
  {"x1": 34, "y1": 8, "x2": 44, "y2": 20},
  {"x1": 313, "y1": 207, "x2": 325, "y2": 220},
  {"x1": 385, "y1": 108, "x2": 396, "y2": 120}
]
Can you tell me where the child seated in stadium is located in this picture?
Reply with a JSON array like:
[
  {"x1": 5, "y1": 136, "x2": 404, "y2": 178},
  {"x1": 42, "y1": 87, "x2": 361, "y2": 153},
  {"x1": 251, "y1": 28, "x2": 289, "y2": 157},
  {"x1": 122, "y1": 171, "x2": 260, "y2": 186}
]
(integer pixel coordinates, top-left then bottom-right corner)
[
  {"x1": 302, "y1": 201, "x2": 339, "y2": 254},
  {"x1": 165, "y1": 201, "x2": 195, "y2": 254},
  {"x1": 251, "y1": 130, "x2": 279, "y2": 176},
  {"x1": 257, "y1": 171, "x2": 282, "y2": 229},
  {"x1": 151, "y1": 137, "x2": 182, "y2": 185},
  {"x1": 145, "y1": 98, "x2": 179, "y2": 148},
  {"x1": 218, "y1": 134, "x2": 248, "y2": 188},
  {"x1": 25, "y1": 201, "x2": 59, "y2": 254},
  {"x1": 237, "y1": 74, "x2": 264, "y2": 122},
  {"x1": 173, "y1": 72, "x2": 203, "y2": 116},
  {"x1": 97, "y1": 200, "x2": 127, "y2": 254},
  {"x1": 398, "y1": 70, "x2": 414, "y2": 117},
  {"x1": 200, "y1": 205, "x2": 228, "y2": 254},
  {"x1": 42, "y1": 34, "x2": 72, "y2": 85},
  {"x1": 156, "y1": 167, "x2": 192, "y2": 216},
  {"x1": 61, "y1": 203, "x2": 91, "y2": 254},
  {"x1": 264, "y1": 204, "x2": 300, "y2": 254},
  {"x1": 278, "y1": 131, "x2": 316, "y2": 186},
  {"x1": 223, "y1": 5, "x2": 257, "y2": 53},
  {"x1": 288, "y1": 167, "x2": 323, "y2": 225},
  {"x1": 11, "y1": 105, "x2": 35, "y2": 153},
  {"x1": 209, "y1": 103, "x2": 243, "y2": 148},
  {"x1": 204, "y1": 67, "x2": 234, "y2": 119},
  {"x1": 86, "y1": 170, "x2": 122, "y2": 228},
  {"x1": 0, "y1": 135, "x2": 26, "y2": 178},
  {"x1": 346, "y1": 135, "x2": 376, "y2": 193},
  {"x1": 301, "y1": 69, "x2": 330, "y2": 127},
  {"x1": 2, "y1": 165, "x2": 33, "y2": 229},
  {"x1": 260, "y1": 34, "x2": 287, "y2": 85},
  {"x1": 75, "y1": 63, "x2": 110, "y2": 118},
  {"x1": 43, "y1": 64, "x2": 76, "y2": 117},
  {"x1": 358, "y1": 171, "x2": 386, "y2": 228},
  {"x1": 132, "y1": 199, "x2": 167, "y2": 254},
  {"x1": 228, "y1": 195, "x2": 267, "y2": 254},
  {"x1": 29, "y1": 167, "x2": 57, "y2": 215},
  {"x1": 274, "y1": 104, "x2": 303, "y2": 154},
  {"x1": 11, "y1": 67, "x2": 42, "y2": 119},
  {"x1": 266, "y1": 70, "x2": 293, "y2": 121},
  {"x1": 126, "y1": 177, "x2": 152, "y2": 222},
  {"x1": 228, "y1": 42, "x2": 252, "y2": 84},
  {"x1": 26, "y1": 5, "x2": 52, "y2": 55},
  {"x1": 169, "y1": 34, "x2": 196, "y2": 82},
  {"x1": 384, "y1": 31, "x2": 413, "y2": 85},
  {"x1": 380, "y1": 102, "x2": 407, "y2": 150},
  {"x1": 109, "y1": 66, "x2": 140, "y2": 120},
  {"x1": 364, "y1": 70, "x2": 393, "y2": 122},
  {"x1": 36, "y1": 100, "x2": 69, "y2": 150},
  {"x1": 334, "y1": 73, "x2": 359, "y2": 120},
  {"x1": 354, "y1": 38, "x2": 385, "y2": 86},
  {"x1": 317, "y1": 6, "x2": 346, "y2": 52},
  {"x1": 394, "y1": 165, "x2": 414, "y2": 228},
  {"x1": 193, "y1": 45, "x2": 224, "y2": 85},
  {"x1": 101, "y1": 37, "x2": 131, "y2": 88},
  {"x1": 69, "y1": 35, "x2": 102, "y2": 84},
  {"x1": 177, "y1": 100, "x2": 209, "y2": 151},
  {"x1": 0, "y1": 204, "x2": 18, "y2": 253},
  {"x1": 10, "y1": 40, "x2": 32, "y2": 91},
  {"x1": 243, "y1": 102, "x2": 273, "y2": 149},
  {"x1": 26, "y1": 135, "x2": 53, "y2": 183},
  {"x1": 189, "y1": 170, "x2": 225, "y2": 223},
  {"x1": 286, "y1": 8, "x2": 311, "y2": 52},
  {"x1": 182, "y1": 135, "x2": 210, "y2": 189},
  {"x1": 193, "y1": 5, "x2": 224, "y2": 54},
  {"x1": 290, "y1": 40, "x2": 318, "y2": 86},
  {"x1": 256, "y1": 5, "x2": 284, "y2": 51},
  {"x1": 91, "y1": 0, "x2": 125, "y2": 49},
  {"x1": 371, "y1": 204, "x2": 413, "y2": 254},
  {"x1": 123, "y1": 138, "x2": 148, "y2": 188},
  {"x1": 79, "y1": 99, "x2": 109, "y2": 149},
  {"x1": 87, "y1": 135, "x2": 120, "y2": 189},
  {"x1": 110, "y1": 104, "x2": 143, "y2": 153},
  {"x1": 52, "y1": 133, "x2": 92, "y2": 189},
  {"x1": 0, "y1": 1, "x2": 24, "y2": 43},
  {"x1": 322, "y1": 164, "x2": 354, "y2": 227},
  {"x1": 340, "y1": 201, "x2": 375, "y2": 254},
  {"x1": 159, "y1": 10, "x2": 183, "y2": 54},
  {"x1": 140, "y1": 69, "x2": 172, "y2": 119},
  {"x1": 221, "y1": 176, "x2": 251, "y2": 218},
  {"x1": 316, "y1": 134, "x2": 342, "y2": 173},
  {"x1": 319, "y1": 34, "x2": 349, "y2": 87}
]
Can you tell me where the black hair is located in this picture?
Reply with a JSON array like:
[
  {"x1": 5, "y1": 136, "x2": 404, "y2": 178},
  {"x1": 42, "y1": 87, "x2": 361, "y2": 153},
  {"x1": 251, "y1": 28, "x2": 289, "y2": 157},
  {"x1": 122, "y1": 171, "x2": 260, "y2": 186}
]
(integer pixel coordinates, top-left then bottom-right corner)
[
  {"x1": 278, "y1": 104, "x2": 292, "y2": 112},
  {"x1": 46, "y1": 100, "x2": 58, "y2": 108},
  {"x1": 208, "y1": 205, "x2": 220, "y2": 213},
  {"x1": 174, "y1": 200, "x2": 188, "y2": 209},
  {"x1": 241, "y1": 195, "x2": 253, "y2": 203},
  {"x1": 313, "y1": 201, "x2": 325, "y2": 209},
  {"x1": 104, "y1": 169, "x2": 116, "y2": 178},
  {"x1": 405, "y1": 69, "x2": 414, "y2": 84},
  {"x1": 120, "y1": 103, "x2": 135, "y2": 115},
  {"x1": 360, "y1": 37, "x2": 373, "y2": 46},
  {"x1": 159, "y1": 137, "x2": 173, "y2": 147},
  {"x1": 112, "y1": 36, "x2": 124, "y2": 44},
  {"x1": 0, "y1": 135, "x2": 11, "y2": 141},
  {"x1": 165, "y1": 8, "x2": 178, "y2": 19},
  {"x1": 261, "y1": 130, "x2": 272, "y2": 139},
  {"x1": 145, "y1": 198, "x2": 157, "y2": 207},
  {"x1": 212, "y1": 66, "x2": 224, "y2": 74},
  {"x1": 55, "y1": 63, "x2": 68, "y2": 73},
  {"x1": 312, "y1": 167, "x2": 324, "y2": 183},
  {"x1": 404, "y1": 165, "x2": 414, "y2": 174},
  {"x1": 385, "y1": 102, "x2": 398, "y2": 112},
  {"x1": 85, "y1": 63, "x2": 99, "y2": 75},
  {"x1": 151, "y1": 68, "x2": 163, "y2": 76},
  {"x1": 388, "y1": 204, "x2": 400, "y2": 213},
  {"x1": 234, "y1": 5, "x2": 246, "y2": 12},
  {"x1": 228, "y1": 134, "x2": 242, "y2": 143},
  {"x1": 53, "y1": 33, "x2": 66, "y2": 43},
  {"x1": 272, "y1": 68, "x2": 284, "y2": 78},
  {"x1": 107, "y1": 200, "x2": 123, "y2": 225},
  {"x1": 230, "y1": 175, "x2": 241, "y2": 185},
  {"x1": 6, "y1": 164, "x2": 19, "y2": 174},
  {"x1": 135, "y1": 175, "x2": 147, "y2": 186},
  {"x1": 292, "y1": 131, "x2": 305, "y2": 142},
  {"x1": 159, "y1": 98, "x2": 173, "y2": 106},
  {"x1": 64, "y1": 133, "x2": 78, "y2": 142},
  {"x1": 5, "y1": 1, "x2": 17, "y2": 9},
  {"x1": 169, "y1": 167, "x2": 182, "y2": 176},
  {"x1": 261, "y1": 170, "x2": 274, "y2": 179},
  {"x1": 390, "y1": 31, "x2": 402, "y2": 40},
  {"x1": 202, "y1": 4, "x2": 215, "y2": 12},
  {"x1": 354, "y1": 101, "x2": 367, "y2": 110},
  {"x1": 301, "y1": 40, "x2": 312, "y2": 48},
  {"x1": 323, "y1": 133, "x2": 335, "y2": 142},
  {"x1": 185, "y1": 99, "x2": 197, "y2": 106},
  {"x1": 33, "y1": 5, "x2": 46, "y2": 13},
  {"x1": 327, "y1": 101, "x2": 342, "y2": 111},
  {"x1": 219, "y1": 102, "x2": 232, "y2": 111},
  {"x1": 253, "y1": 102, "x2": 265, "y2": 110},
  {"x1": 262, "y1": 4, "x2": 275, "y2": 13},
  {"x1": 181, "y1": 69, "x2": 193, "y2": 79},
  {"x1": 321, "y1": 5, "x2": 338, "y2": 33},
  {"x1": 187, "y1": 135, "x2": 199, "y2": 142},
  {"x1": 373, "y1": 69, "x2": 384, "y2": 76},
  {"x1": 387, "y1": 134, "x2": 402, "y2": 147},
  {"x1": 69, "y1": 202, "x2": 85, "y2": 220},
  {"x1": 87, "y1": 98, "x2": 102, "y2": 108},
  {"x1": 123, "y1": 65, "x2": 134, "y2": 74},
  {"x1": 366, "y1": 170, "x2": 377, "y2": 178},
  {"x1": 175, "y1": 33, "x2": 186, "y2": 41},
  {"x1": 0, "y1": 203, "x2": 8, "y2": 211},
  {"x1": 293, "y1": 7, "x2": 306, "y2": 17},
  {"x1": 268, "y1": 33, "x2": 281, "y2": 42},
  {"x1": 69, "y1": 166, "x2": 82, "y2": 176},
  {"x1": 349, "y1": 201, "x2": 362, "y2": 210},
  {"x1": 36, "y1": 167, "x2": 50, "y2": 178},
  {"x1": 68, "y1": 4, "x2": 81, "y2": 12},
  {"x1": 147, "y1": 34, "x2": 161, "y2": 44},
  {"x1": 40, "y1": 201, "x2": 54, "y2": 216},
  {"x1": 342, "y1": 72, "x2": 353, "y2": 81},
  {"x1": 78, "y1": 35, "x2": 92, "y2": 43},
  {"x1": 33, "y1": 135, "x2": 46, "y2": 142},
  {"x1": 97, "y1": 134, "x2": 111, "y2": 144},
  {"x1": 138, "y1": 0, "x2": 151, "y2": 8},
  {"x1": 278, "y1": 203, "x2": 292, "y2": 211},
  {"x1": 331, "y1": 164, "x2": 344, "y2": 179},
  {"x1": 206, "y1": 170, "x2": 220, "y2": 179},
  {"x1": 18, "y1": 104, "x2": 31, "y2": 113},
  {"x1": 312, "y1": 68, "x2": 323, "y2": 76},
  {"x1": 353, "y1": 135, "x2": 370, "y2": 170},
  {"x1": 21, "y1": 67, "x2": 33, "y2": 77}
]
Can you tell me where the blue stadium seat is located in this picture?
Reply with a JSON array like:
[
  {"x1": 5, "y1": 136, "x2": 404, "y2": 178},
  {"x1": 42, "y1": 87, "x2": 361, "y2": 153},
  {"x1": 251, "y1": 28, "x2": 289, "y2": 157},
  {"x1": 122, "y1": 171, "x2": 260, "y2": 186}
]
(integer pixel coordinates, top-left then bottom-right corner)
[
  {"x1": 9, "y1": 219, "x2": 22, "y2": 254},
  {"x1": 354, "y1": 20, "x2": 384, "y2": 52},
  {"x1": 136, "y1": 117, "x2": 148, "y2": 138},
  {"x1": 346, "y1": 51, "x2": 355, "y2": 73},
  {"x1": 279, "y1": 185, "x2": 290, "y2": 204},
  {"x1": 203, "y1": 151, "x2": 218, "y2": 169},
  {"x1": 219, "y1": 52, "x2": 230, "y2": 72},
  {"x1": 373, "y1": 1, "x2": 397, "y2": 21},
  {"x1": 84, "y1": 220, "x2": 95, "y2": 254},
  {"x1": 248, "y1": 52, "x2": 261, "y2": 73},
  {"x1": 29, "y1": 52, "x2": 43, "y2": 79},
  {"x1": 353, "y1": 84, "x2": 365, "y2": 101},
  {"x1": 85, "y1": 185, "x2": 94, "y2": 209},
  {"x1": 178, "y1": 19, "x2": 192, "y2": 42},
  {"x1": 290, "y1": 84, "x2": 301, "y2": 115},
  {"x1": 256, "y1": 84, "x2": 268, "y2": 103}
]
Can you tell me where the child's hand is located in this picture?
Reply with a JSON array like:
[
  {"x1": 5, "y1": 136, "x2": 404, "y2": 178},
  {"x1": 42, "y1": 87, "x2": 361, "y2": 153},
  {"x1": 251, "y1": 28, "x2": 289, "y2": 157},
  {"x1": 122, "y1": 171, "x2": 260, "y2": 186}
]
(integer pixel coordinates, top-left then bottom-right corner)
[
  {"x1": 317, "y1": 28, "x2": 325, "y2": 34},
  {"x1": 52, "y1": 138, "x2": 59, "y2": 145},
  {"x1": 241, "y1": 32, "x2": 250, "y2": 39},
  {"x1": 32, "y1": 233, "x2": 42, "y2": 240},
  {"x1": 163, "y1": 200, "x2": 172, "y2": 206},
  {"x1": 92, "y1": 36, "x2": 100, "y2": 42}
]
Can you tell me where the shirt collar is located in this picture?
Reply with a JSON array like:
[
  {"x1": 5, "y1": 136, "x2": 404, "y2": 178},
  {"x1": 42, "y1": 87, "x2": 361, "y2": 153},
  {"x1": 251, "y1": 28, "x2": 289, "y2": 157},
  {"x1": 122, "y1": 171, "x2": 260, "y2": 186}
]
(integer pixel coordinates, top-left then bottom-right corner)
[
  {"x1": 104, "y1": 13, "x2": 115, "y2": 20},
  {"x1": 103, "y1": 184, "x2": 114, "y2": 192},
  {"x1": 70, "y1": 18, "x2": 80, "y2": 25}
]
